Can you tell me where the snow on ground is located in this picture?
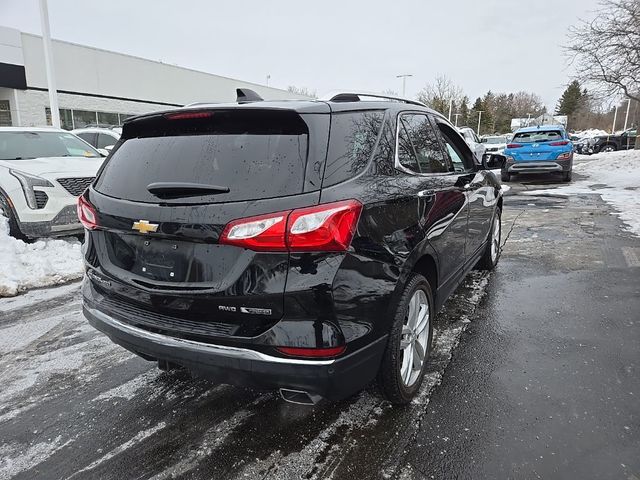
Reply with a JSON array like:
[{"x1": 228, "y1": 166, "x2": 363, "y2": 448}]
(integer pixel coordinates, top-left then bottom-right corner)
[
  {"x1": 524, "y1": 149, "x2": 640, "y2": 236},
  {"x1": 0, "y1": 215, "x2": 84, "y2": 297}
]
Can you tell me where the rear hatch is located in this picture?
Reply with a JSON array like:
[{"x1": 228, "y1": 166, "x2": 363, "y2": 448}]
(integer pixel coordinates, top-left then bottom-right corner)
[
  {"x1": 85, "y1": 106, "x2": 329, "y2": 340},
  {"x1": 508, "y1": 129, "x2": 569, "y2": 161}
]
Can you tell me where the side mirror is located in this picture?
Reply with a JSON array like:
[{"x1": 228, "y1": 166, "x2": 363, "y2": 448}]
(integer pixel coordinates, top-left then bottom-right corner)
[
  {"x1": 97, "y1": 148, "x2": 109, "y2": 157},
  {"x1": 481, "y1": 153, "x2": 504, "y2": 170}
]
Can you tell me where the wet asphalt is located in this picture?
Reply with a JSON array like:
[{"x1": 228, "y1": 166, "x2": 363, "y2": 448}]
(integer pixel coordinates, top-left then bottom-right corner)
[{"x1": 1, "y1": 161, "x2": 639, "y2": 480}]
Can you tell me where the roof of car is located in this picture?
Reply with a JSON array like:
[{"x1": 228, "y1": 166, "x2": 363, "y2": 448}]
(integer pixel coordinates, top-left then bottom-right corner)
[
  {"x1": 72, "y1": 127, "x2": 121, "y2": 135},
  {"x1": 515, "y1": 125, "x2": 566, "y2": 133},
  {"x1": 0, "y1": 126, "x2": 68, "y2": 133},
  {"x1": 124, "y1": 98, "x2": 444, "y2": 125}
]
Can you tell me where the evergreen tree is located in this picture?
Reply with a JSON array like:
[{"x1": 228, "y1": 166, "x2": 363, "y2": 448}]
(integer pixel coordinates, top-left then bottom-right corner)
[{"x1": 555, "y1": 80, "x2": 583, "y2": 116}]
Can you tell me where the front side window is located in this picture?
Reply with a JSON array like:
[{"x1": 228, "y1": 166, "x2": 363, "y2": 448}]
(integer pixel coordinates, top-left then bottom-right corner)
[
  {"x1": 97, "y1": 133, "x2": 117, "y2": 149},
  {"x1": 397, "y1": 113, "x2": 449, "y2": 174},
  {"x1": 436, "y1": 122, "x2": 475, "y2": 172},
  {"x1": 0, "y1": 131, "x2": 101, "y2": 160}
]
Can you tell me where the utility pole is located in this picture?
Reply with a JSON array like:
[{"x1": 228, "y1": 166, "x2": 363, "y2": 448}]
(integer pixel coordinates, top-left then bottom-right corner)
[
  {"x1": 623, "y1": 98, "x2": 631, "y2": 131},
  {"x1": 39, "y1": 0, "x2": 60, "y2": 128},
  {"x1": 612, "y1": 105, "x2": 619, "y2": 134},
  {"x1": 476, "y1": 110, "x2": 484, "y2": 136},
  {"x1": 453, "y1": 113, "x2": 461, "y2": 127},
  {"x1": 396, "y1": 74, "x2": 413, "y2": 97}
]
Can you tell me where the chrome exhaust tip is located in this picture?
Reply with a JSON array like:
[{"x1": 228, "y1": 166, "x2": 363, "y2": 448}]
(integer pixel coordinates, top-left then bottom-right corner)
[{"x1": 279, "y1": 388, "x2": 322, "y2": 405}]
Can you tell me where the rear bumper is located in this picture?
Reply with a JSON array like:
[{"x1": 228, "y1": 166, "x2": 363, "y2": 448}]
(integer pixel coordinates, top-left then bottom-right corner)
[
  {"x1": 82, "y1": 302, "x2": 387, "y2": 401},
  {"x1": 507, "y1": 158, "x2": 572, "y2": 174}
]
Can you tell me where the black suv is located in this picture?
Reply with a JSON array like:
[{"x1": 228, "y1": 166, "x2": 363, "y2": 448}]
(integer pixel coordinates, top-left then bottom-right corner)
[
  {"x1": 79, "y1": 90, "x2": 504, "y2": 405},
  {"x1": 592, "y1": 128, "x2": 637, "y2": 153}
]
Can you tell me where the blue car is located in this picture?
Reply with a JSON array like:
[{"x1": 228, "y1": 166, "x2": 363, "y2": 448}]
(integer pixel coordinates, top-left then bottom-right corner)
[{"x1": 501, "y1": 126, "x2": 574, "y2": 182}]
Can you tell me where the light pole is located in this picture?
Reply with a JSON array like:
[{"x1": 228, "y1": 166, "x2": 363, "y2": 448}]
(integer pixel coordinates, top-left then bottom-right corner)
[
  {"x1": 623, "y1": 98, "x2": 631, "y2": 131},
  {"x1": 448, "y1": 99, "x2": 453, "y2": 121},
  {"x1": 396, "y1": 74, "x2": 413, "y2": 97},
  {"x1": 453, "y1": 113, "x2": 461, "y2": 127},
  {"x1": 612, "y1": 105, "x2": 619, "y2": 134},
  {"x1": 39, "y1": 0, "x2": 60, "y2": 128},
  {"x1": 476, "y1": 110, "x2": 484, "y2": 136},
  {"x1": 526, "y1": 113, "x2": 532, "y2": 126},
  {"x1": 266, "y1": 74, "x2": 271, "y2": 87}
]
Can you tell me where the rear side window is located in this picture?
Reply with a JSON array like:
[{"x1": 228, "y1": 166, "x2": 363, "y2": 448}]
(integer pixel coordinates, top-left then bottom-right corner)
[
  {"x1": 94, "y1": 110, "x2": 309, "y2": 204},
  {"x1": 322, "y1": 111, "x2": 383, "y2": 187},
  {"x1": 513, "y1": 130, "x2": 563, "y2": 143},
  {"x1": 397, "y1": 113, "x2": 449, "y2": 174}
]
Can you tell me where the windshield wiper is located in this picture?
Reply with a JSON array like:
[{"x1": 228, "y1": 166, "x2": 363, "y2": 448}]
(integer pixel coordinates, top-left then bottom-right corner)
[{"x1": 147, "y1": 182, "x2": 230, "y2": 199}]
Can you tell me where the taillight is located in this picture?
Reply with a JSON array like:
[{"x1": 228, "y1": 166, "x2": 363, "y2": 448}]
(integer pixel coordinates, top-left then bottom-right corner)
[
  {"x1": 77, "y1": 195, "x2": 99, "y2": 230},
  {"x1": 506, "y1": 143, "x2": 524, "y2": 148},
  {"x1": 550, "y1": 140, "x2": 570, "y2": 146},
  {"x1": 557, "y1": 152, "x2": 572, "y2": 160},
  {"x1": 276, "y1": 345, "x2": 346, "y2": 358},
  {"x1": 220, "y1": 212, "x2": 288, "y2": 251},
  {"x1": 287, "y1": 200, "x2": 362, "y2": 251},
  {"x1": 219, "y1": 199, "x2": 363, "y2": 252}
]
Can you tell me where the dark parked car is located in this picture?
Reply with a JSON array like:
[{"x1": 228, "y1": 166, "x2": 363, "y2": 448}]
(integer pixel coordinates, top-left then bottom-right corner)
[
  {"x1": 79, "y1": 90, "x2": 504, "y2": 405},
  {"x1": 592, "y1": 128, "x2": 637, "y2": 153}
]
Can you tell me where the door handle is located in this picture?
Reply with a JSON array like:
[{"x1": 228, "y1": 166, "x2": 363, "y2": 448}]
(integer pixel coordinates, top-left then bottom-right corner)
[{"x1": 417, "y1": 190, "x2": 435, "y2": 197}]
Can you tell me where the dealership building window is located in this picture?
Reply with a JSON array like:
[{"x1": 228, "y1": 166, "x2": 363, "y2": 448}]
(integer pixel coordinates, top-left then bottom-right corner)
[
  {"x1": 46, "y1": 108, "x2": 133, "y2": 130},
  {"x1": 0, "y1": 100, "x2": 12, "y2": 126}
]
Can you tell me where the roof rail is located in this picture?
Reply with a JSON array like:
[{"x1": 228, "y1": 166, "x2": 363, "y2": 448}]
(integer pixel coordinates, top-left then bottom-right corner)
[{"x1": 319, "y1": 91, "x2": 427, "y2": 108}]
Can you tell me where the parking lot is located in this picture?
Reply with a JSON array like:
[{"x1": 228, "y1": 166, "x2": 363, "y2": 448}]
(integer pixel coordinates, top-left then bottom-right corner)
[{"x1": 1, "y1": 156, "x2": 638, "y2": 480}]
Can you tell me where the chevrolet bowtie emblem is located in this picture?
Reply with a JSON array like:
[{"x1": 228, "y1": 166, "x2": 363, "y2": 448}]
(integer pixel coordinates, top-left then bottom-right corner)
[{"x1": 132, "y1": 220, "x2": 158, "y2": 234}]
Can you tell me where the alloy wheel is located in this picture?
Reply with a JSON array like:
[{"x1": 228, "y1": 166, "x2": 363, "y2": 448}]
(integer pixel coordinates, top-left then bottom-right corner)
[
  {"x1": 399, "y1": 289, "x2": 430, "y2": 387},
  {"x1": 490, "y1": 214, "x2": 501, "y2": 263}
]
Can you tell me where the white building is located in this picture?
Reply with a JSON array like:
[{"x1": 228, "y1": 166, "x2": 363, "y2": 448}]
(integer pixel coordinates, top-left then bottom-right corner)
[{"x1": 0, "y1": 26, "x2": 307, "y2": 129}]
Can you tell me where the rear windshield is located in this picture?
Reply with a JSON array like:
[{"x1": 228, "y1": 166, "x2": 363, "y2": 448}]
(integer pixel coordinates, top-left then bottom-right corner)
[
  {"x1": 512, "y1": 130, "x2": 563, "y2": 143},
  {"x1": 483, "y1": 136, "x2": 506, "y2": 144},
  {"x1": 94, "y1": 110, "x2": 309, "y2": 204},
  {"x1": 0, "y1": 131, "x2": 101, "y2": 160}
]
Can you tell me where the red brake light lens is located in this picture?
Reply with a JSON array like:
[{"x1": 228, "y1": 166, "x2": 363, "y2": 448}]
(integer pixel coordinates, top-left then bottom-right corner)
[
  {"x1": 219, "y1": 199, "x2": 363, "y2": 253},
  {"x1": 550, "y1": 140, "x2": 570, "y2": 146},
  {"x1": 276, "y1": 345, "x2": 346, "y2": 358},
  {"x1": 287, "y1": 199, "x2": 362, "y2": 252},
  {"x1": 219, "y1": 212, "x2": 288, "y2": 251},
  {"x1": 507, "y1": 143, "x2": 523, "y2": 148},
  {"x1": 164, "y1": 111, "x2": 214, "y2": 121},
  {"x1": 77, "y1": 195, "x2": 98, "y2": 230}
]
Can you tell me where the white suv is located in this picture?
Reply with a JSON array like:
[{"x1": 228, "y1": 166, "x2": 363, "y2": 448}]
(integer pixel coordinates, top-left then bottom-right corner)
[
  {"x1": 0, "y1": 127, "x2": 105, "y2": 239},
  {"x1": 72, "y1": 127, "x2": 121, "y2": 152}
]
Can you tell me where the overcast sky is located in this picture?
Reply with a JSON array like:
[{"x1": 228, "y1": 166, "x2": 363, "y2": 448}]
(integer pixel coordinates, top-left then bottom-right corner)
[{"x1": 1, "y1": 0, "x2": 602, "y2": 109}]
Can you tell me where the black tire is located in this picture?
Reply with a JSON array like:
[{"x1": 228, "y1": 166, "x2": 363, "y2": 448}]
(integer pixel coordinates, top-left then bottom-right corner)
[
  {"x1": 600, "y1": 144, "x2": 616, "y2": 153},
  {"x1": 476, "y1": 208, "x2": 501, "y2": 270},
  {"x1": 562, "y1": 170, "x2": 572, "y2": 182},
  {"x1": 501, "y1": 170, "x2": 511, "y2": 182},
  {"x1": 0, "y1": 194, "x2": 27, "y2": 241},
  {"x1": 378, "y1": 273, "x2": 434, "y2": 404}
]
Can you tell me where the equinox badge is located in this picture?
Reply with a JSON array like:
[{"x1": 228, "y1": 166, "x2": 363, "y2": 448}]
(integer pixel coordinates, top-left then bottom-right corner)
[{"x1": 132, "y1": 220, "x2": 159, "y2": 234}]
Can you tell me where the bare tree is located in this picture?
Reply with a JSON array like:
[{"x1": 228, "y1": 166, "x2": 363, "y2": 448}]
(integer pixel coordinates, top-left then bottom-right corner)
[
  {"x1": 287, "y1": 85, "x2": 317, "y2": 98},
  {"x1": 416, "y1": 75, "x2": 464, "y2": 115},
  {"x1": 566, "y1": 0, "x2": 640, "y2": 102}
]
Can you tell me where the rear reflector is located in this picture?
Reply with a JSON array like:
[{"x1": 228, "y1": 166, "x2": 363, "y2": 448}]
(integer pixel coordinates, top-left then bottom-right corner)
[
  {"x1": 77, "y1": 195, "x2": 99, "y2": 230},
  {"x1": 507, "y1": 143, "x2": 524, "y2": 148},
  {"x1": 550, "y1": 140, "x2": 570, "y2": 146},
  {"x1": 219, "y1": 199, "x2": 362, "y2": 252},
  {"x1": 164, "y1": 111, "x2": 214, "y2": 120},
  {"x1": 277, "y1": 345, "x2": 346, "y2": 358}
]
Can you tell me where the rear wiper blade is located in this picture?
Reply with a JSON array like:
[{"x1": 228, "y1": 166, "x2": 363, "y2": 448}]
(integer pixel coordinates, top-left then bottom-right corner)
[{"x1": 147, "y1": 182, "x2": 230, "y2": 198}]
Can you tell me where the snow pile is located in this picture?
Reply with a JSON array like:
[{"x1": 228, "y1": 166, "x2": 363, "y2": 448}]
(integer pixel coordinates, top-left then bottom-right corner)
[
  {"x1": 0, "y1": 215, "x2": 84, "y2": 297},
  {"x1": 573, "y1": 128, "x2": 609, "y2": 139},
  {"x1": 524, "y1": 150, "x2": 640, "y2": 235}
]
